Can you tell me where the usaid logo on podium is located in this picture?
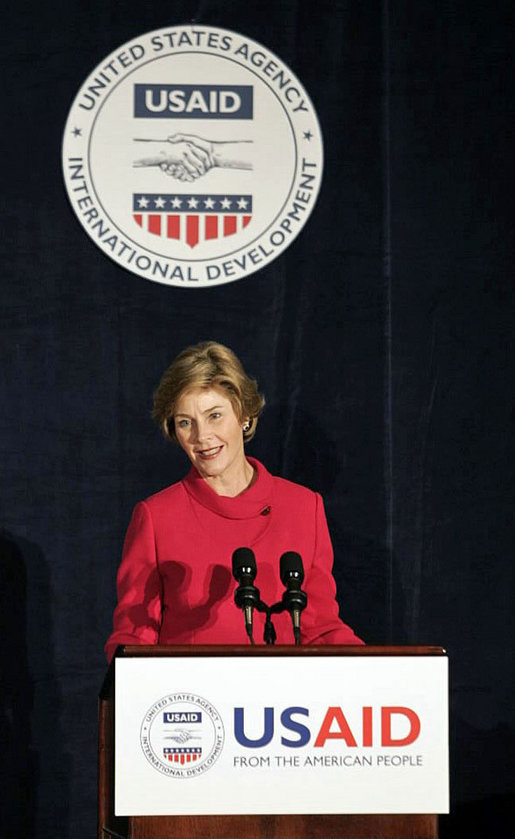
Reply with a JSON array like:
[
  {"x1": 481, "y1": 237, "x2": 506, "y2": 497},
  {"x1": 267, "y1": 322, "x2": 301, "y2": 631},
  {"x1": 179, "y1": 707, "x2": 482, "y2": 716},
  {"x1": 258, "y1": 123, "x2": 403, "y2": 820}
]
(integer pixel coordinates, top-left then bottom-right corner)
[
  {"x1": 62, "y1": 25, "x2": 323, "y2": 287},
  {"x1": 140, "y1": 695, "x2": 422, "y2": 779},
  {"x1": 140, "y1": 693, "x2": 225, "y2": 778}
]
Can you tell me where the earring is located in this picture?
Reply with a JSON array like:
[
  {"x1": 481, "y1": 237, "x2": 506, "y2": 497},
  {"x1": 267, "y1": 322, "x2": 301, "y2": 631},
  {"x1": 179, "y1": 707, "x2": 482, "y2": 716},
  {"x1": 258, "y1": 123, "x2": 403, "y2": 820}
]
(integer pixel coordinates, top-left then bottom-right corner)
[{"x1": 242, "y1": 421, "x2": 251, "y2": 432}]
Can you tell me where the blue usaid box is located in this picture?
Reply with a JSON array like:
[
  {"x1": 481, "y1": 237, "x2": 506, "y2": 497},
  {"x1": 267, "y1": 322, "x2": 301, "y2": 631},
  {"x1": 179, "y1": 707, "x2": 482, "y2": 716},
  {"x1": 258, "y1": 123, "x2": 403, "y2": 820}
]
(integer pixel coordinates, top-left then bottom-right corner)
[
  {"x1": 134, "y1": 84, "x2": 253, "y2": 119},
  {"x1": 163, "y1": 711, "x2": 203, "y2": 724}
]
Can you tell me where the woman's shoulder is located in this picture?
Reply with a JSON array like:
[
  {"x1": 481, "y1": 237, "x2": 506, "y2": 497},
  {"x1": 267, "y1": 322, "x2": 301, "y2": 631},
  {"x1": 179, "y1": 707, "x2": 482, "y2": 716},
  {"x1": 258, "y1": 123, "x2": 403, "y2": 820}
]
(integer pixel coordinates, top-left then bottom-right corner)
[
  {"x1": 251, "y1": 458, "x2": 319, "y2": 504},
  {"x1": 271, "y1": 473, "x2": 320, "y2": 505},
  {"x1": 139, "y1": 478, "x2": 189, "y2": 512}
]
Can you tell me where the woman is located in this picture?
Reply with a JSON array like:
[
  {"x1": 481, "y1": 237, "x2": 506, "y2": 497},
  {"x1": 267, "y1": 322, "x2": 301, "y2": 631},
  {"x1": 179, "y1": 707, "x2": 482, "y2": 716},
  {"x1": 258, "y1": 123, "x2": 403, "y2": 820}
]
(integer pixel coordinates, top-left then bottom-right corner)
[{"x1": 105, "y1": 342, "x2": 363, "y2": 662}]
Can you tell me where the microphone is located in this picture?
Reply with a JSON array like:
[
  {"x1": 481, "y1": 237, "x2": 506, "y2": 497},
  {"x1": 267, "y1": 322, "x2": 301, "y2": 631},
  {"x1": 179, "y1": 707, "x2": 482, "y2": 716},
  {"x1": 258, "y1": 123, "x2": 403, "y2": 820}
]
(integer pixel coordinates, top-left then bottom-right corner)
[
  {"x1": 280, "y1": 551, "x2": 308, "y2": 645},
  {"x1": 232, "y1": 547, "x2": 260, "y2": 644}
]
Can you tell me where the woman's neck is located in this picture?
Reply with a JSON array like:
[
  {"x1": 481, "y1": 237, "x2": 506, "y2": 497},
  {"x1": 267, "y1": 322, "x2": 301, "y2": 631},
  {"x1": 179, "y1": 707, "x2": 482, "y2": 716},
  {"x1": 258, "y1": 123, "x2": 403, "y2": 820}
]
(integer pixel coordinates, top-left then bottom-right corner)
[{"x1": 204, "y1": 457, "x2": 256, "y2": 497}]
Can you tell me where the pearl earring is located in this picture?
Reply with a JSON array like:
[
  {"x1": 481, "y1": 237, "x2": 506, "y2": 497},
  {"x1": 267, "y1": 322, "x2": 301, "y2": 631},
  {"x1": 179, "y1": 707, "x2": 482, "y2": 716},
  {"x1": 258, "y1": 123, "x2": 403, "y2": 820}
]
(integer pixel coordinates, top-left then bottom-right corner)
[{"x1": 243, "y1": 421, "x2": 250, "y2": 432}]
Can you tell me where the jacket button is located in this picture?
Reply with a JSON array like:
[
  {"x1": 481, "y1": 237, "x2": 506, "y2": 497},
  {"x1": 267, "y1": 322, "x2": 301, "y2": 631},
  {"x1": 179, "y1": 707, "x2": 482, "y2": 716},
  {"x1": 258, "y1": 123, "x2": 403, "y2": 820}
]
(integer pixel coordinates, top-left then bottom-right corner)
[{"x1": 260, "y1": 506, "x2": 271, "y2": 516}]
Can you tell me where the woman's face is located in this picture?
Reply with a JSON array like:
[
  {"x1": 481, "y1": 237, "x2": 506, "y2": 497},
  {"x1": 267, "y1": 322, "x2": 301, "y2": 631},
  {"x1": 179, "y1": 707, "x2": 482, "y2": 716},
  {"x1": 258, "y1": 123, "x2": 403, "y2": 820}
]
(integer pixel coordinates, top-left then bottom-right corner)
[{"x1": 173, "y1": 387, "x2": 247, "y2": 483}]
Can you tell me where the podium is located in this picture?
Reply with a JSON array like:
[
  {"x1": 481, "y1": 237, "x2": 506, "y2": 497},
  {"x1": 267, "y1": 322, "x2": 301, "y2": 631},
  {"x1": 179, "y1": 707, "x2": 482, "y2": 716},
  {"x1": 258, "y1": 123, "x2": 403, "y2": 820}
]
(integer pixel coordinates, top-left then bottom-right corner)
[{"x1": 99, "y1": 645, "x2": 448, "y2": 839}]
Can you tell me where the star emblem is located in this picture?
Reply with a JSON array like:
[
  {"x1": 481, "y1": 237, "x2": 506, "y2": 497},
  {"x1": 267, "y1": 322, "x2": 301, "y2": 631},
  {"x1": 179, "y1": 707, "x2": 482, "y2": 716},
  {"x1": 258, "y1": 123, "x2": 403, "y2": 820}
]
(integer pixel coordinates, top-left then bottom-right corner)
[
  {"x1": 203, "y1": 197, "x2": 215, "y2": 209},
  {"x1": 237, "y1": 197, "x2": 248, "y2": 210},
  {"x1": 154, "y1": 196, "x2": 165, "y2": 208},
  {"x1": 187, "y1": 197, "x2": 199, "y2": 209},
  {"x1": 303, "y1": 130, "x2": 313, "y2": 141},
  {"x1": 220, "y1": 197, "x2": 232, "y2": 209},
  {"x1": 72, "y1": 127, "x2": 82, "y2": 137},
  {"x1": 137, "y1": 196, "x2": 149, "y2": 208},
  {"x1": 171, "y1": 196, "x2": 182, "y2": 208}
]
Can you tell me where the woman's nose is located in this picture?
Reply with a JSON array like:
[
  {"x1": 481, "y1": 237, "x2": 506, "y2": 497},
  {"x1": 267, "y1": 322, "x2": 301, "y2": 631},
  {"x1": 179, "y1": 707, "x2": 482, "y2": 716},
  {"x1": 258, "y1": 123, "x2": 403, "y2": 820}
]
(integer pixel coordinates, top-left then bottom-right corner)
[{"x1": 194, "y1": 420, "x2": 211, "y2": 442}]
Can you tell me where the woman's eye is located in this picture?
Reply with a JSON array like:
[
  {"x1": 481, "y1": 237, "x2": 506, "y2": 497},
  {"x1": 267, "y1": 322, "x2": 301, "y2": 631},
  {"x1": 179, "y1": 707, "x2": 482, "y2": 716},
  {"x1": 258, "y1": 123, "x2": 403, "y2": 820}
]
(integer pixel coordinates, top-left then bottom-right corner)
[
  {"x1": 177, "y1": 419, "x2": 190, "y2": 428},
  {"x1": 210, "y1": 412, "x2": 221, "y2": 420}
]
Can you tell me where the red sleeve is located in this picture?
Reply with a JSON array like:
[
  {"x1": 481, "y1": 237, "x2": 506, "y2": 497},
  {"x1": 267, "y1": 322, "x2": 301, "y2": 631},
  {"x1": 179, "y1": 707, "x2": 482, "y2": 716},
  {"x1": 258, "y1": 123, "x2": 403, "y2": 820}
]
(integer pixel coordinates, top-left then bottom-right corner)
[
  {"x1": 301, "y1": 493, "x2": 364, "y2": 646},
  {"x1": 104, "y1": 501, "x2": 163, "y2": 663}
]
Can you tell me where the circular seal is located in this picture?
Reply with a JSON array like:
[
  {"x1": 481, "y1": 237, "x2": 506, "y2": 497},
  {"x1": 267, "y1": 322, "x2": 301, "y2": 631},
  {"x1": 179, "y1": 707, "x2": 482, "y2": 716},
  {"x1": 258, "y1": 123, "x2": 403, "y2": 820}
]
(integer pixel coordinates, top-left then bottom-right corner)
[
  {"x1": 140, "y1": 692, "x2": 225, "y2": 778},
  {"x1": 62, "y1": 25, "x2": 323, "y2": 288}
]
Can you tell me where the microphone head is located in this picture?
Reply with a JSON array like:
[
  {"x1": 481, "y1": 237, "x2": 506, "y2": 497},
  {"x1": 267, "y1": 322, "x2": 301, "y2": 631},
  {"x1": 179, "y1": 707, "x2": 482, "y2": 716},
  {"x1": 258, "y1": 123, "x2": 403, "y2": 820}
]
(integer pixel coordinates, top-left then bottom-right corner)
[
  {"x1": 232, "y1": 547, "x2": 257, "y2": 581},
  {"x1": 280, "y1": 551, "x2": 304, "y2": 585}
]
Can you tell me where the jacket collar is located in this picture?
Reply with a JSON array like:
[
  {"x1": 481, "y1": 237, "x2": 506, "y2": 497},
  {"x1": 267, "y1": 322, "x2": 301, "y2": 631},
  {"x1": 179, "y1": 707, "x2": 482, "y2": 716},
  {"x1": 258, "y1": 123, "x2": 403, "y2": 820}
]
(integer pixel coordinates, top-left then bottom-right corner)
[{"x1": 182, "y1": 457, "x2": 274, "y2": 520}]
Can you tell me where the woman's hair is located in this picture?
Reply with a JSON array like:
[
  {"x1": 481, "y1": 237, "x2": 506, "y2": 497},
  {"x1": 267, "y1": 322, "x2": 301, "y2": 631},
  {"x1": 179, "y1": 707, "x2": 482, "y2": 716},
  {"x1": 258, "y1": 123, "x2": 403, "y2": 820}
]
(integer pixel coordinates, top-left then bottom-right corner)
[{"x1": 152, "y1": 341, "x2": 265, "y2": 443}]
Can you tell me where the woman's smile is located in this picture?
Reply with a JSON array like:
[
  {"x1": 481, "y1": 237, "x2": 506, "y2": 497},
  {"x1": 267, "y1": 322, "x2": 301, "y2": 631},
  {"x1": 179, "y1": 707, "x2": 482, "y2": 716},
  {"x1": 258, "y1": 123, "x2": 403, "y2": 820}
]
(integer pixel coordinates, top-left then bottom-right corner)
[{"x1": 196, "y1": 444, "x2": 223, "y2": 459}]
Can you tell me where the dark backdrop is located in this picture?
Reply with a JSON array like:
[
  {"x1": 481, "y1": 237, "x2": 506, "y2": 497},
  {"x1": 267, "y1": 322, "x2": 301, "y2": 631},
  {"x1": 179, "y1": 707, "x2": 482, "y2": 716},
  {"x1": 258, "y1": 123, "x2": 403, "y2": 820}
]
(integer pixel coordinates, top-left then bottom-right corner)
[{"x1": 1, "y1": 1, "x2": 513, "y2": 837}]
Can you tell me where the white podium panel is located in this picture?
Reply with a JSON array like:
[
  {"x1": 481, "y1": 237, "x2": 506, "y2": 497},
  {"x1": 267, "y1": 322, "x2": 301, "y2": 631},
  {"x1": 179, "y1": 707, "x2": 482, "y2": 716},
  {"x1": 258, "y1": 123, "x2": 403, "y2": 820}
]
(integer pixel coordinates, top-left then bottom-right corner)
[{"x1": 115, "y1": 655, "x2": 448, "y2": 816}]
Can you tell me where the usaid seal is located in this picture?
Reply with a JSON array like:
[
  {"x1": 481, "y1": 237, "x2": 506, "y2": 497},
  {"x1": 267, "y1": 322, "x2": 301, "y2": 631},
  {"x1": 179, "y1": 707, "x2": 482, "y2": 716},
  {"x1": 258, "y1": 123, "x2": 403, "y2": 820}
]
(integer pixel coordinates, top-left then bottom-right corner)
[
  {"x1": 62, "y1": 25, "x2": 323, "y2": 287},
  {"x1": 140, "y1": 693, "x2": 224, "y2": 778}
]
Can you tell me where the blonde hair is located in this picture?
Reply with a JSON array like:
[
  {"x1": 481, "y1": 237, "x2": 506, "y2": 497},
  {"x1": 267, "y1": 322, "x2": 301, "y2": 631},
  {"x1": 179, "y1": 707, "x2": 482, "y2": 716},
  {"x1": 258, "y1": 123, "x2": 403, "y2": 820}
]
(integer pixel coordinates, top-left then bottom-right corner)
[{"x1": 152, "y1": 341, "x2": 265, "y2": 443}]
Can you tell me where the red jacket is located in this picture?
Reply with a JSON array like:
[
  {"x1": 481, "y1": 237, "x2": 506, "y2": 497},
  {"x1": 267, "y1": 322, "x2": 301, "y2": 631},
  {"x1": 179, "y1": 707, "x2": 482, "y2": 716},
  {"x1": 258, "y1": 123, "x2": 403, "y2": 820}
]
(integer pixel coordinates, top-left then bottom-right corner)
[{"x1": 105, "y1": 458, "x2": 363, "y2": 662}]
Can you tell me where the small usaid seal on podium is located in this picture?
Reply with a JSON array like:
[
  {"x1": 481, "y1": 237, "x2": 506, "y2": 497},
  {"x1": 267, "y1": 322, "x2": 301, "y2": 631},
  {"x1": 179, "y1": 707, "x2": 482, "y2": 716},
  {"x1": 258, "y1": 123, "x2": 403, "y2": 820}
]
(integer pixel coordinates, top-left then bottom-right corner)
[
  {"x1": 139, "y1": 692, "x2": 224, "y2": 778},
  {"x1": 62, "y1": 26, "x2": 323, "y2": 287}
]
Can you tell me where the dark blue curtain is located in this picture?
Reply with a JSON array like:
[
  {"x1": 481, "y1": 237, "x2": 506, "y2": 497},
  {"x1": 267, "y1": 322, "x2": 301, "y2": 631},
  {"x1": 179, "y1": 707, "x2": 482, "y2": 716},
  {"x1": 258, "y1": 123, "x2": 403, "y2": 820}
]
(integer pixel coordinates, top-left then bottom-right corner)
[{"x1": 1, "y1": 1, "x2": 513, "y2": 836}]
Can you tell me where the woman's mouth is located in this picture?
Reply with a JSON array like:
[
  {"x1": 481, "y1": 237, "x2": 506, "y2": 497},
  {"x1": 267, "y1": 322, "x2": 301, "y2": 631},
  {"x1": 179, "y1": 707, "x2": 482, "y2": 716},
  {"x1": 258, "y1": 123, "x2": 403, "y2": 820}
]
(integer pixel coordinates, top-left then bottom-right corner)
[{"x1": 197, "y1": 445, "x2": 223, "y2": 460}]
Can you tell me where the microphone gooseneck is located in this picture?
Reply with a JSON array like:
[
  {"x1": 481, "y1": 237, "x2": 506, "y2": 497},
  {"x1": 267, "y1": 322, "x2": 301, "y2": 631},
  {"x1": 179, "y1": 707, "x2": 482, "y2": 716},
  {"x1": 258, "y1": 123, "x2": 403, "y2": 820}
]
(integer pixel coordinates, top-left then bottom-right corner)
[
  {"x1": 232, "y1": 547, "x2": 260, "y2": 644},
  {"x1": 279, "y1": 551, "x2": 308, "y2": 645}
]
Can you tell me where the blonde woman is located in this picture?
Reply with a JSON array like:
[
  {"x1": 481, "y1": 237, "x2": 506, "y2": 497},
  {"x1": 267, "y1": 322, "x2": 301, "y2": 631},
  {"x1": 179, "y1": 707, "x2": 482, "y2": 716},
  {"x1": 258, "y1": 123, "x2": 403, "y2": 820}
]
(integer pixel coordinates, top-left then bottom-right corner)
[{"x1": 105, "y1": 342, "x2": 362, "y2": 660}]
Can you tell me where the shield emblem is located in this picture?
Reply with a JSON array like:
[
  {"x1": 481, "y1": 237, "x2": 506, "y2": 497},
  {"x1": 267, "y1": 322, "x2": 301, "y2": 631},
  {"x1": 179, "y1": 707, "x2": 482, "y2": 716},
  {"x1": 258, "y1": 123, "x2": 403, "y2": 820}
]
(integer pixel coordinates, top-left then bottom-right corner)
[
  {"x1": 133, "y1": 193, "x2": 252, "y2": 249},
  {"x1": 163, "y1": 747, "x2": 202, "y2": 765}
]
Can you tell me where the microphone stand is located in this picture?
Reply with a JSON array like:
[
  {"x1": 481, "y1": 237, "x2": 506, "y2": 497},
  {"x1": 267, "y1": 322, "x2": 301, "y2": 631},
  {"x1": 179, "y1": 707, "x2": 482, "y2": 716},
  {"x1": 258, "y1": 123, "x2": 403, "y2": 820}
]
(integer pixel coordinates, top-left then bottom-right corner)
[
  {"x1": 235, "y1": 596, "x2": 293, "y2": 645},
  {"x1": 261, "y1": 599, "x2": 304, "y2": 646},
  {"x1": 234, "y1": 589, "x2": 269, "y2": 645}
]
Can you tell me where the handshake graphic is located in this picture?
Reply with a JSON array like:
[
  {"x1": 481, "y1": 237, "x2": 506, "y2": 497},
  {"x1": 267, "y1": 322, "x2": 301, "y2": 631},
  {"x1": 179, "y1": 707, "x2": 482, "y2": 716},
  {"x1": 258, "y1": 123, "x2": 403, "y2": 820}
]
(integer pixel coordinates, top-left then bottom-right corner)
[{"x1": 133, "y1": 133, "x2": 254, "y2": 182}]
